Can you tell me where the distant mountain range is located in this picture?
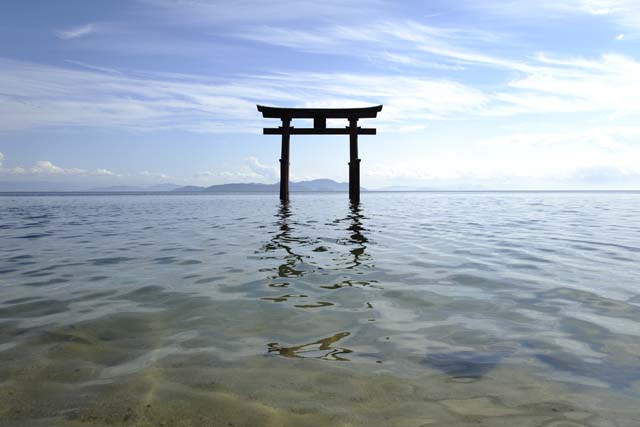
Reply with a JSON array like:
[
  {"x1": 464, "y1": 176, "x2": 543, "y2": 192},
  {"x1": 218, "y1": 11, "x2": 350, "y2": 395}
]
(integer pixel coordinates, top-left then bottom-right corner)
[
  {"x1": 0, "y1": 182, "x2": 184, "y2": 192},
  {"x1": 0, "y1": 179, "x2": 356, "y2": 192},
  {"x1": 1, "y1": 180, "x2": 633, "y2": 193},
  {"x1": 174, "y1": 179, "x2": 357, "y2": 192},
  {"x1": 0, "y1": 181, "x2": 88, "y2": 192}
]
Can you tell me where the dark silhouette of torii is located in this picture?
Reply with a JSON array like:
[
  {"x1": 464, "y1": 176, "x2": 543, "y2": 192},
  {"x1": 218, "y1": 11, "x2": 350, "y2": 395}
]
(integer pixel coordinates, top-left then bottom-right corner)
[{"x1": 258, "y1": 105, "x2": 383, "y2": 203}]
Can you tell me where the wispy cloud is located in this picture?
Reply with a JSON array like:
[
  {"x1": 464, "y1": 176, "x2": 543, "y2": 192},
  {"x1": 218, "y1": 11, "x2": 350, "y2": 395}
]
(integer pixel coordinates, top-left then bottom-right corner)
[
  {"x1": 531, "y1": 0, "x2": 631, "y2": 17},
  {"x1": 497, "y1": 53, "x2": 640, "y2": 116},
  {"x1": 0, "y1": 57, "x2": 488, "y2": 133},
  {"x1": 3, "y1": 45, "x2": 640, "y2": 135},
  {"x1": 469, "y1": 1, "x2": 640, "y2": 31},
  {"x1": 234, "y1": 20, "x2": 640, "y2": 118},
  {"x1": 140, "y1": 0, "x2": 386, "y2": 24},
  {"x1": 63, "y1": 59, "x2": 122, "y2": 75},
  {"x1": 55, "y1": 23, "x2": 97, "y2": 39},
  {"x1": 234, "y1": 21, "x2": 519, "y2": 71},
  {"x1": 0, "y1": 58, "x2": 260, "y2": 133}
]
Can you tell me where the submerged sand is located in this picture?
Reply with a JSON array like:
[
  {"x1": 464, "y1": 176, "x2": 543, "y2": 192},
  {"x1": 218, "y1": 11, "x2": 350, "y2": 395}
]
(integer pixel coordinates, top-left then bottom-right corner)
[{"x1": 1, "y1": 340, "x2": 639, "y2": 427}]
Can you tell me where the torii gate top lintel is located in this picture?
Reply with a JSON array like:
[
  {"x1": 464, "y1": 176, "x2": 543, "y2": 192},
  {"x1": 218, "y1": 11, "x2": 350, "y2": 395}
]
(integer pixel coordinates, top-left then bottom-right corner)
[
  {"x1": 257, "y1": 104, "x2": 383, "y2": 119},
  {"x1": 257, "y1": 104, "x2": 383, "y2": 203}
]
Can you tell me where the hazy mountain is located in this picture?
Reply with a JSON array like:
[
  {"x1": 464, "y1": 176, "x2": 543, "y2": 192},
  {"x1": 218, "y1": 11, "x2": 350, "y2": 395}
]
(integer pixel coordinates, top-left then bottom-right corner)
[
  {"x1": 173, "y1": 182, "x2": 278, "y2": 192},
  {"x1": 0, "y1": 180, "x2": 361, "y2": 193},
  {"x1": 174, "y1": 185, "x2": 206, "y2": 192},
  {"x1": 174, "y1": 179, "x2": 359, "y2": 192},
  {"x1": 0, "y1": 182, "x2": 182, "y2": 192},
  {"x1": 146, "y1": 183, "x2": 182, "y2": 191},
  {"x1": 293, "y1": 179, "x2": 350, "y2": 191}
]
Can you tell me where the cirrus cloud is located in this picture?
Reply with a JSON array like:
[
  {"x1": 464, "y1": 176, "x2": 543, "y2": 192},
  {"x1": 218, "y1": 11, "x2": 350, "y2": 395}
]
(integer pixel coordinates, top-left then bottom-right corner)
[{"x1": 55, "y1": 23, "x2": 97, "y2": 39}]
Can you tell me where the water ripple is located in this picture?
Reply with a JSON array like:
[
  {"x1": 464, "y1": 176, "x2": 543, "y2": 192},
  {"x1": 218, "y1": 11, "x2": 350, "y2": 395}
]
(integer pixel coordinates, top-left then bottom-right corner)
[{"x1": 0, "y1": 192, "x2": 639, "y2": 425}]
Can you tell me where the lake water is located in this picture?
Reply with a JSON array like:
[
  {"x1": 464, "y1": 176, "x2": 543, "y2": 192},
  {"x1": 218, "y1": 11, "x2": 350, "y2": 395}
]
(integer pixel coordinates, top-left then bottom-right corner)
[{"x1": 1, "y1": 192, "x2": 640, "y2": 426}]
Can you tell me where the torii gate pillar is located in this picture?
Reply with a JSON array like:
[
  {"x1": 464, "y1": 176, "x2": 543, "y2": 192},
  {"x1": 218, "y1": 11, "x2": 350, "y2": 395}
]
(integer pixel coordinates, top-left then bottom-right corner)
[
  {"x1": 279, "y1": 118, "x2": 291, "y2": 202},
  {"x1": 348, "y1": 118, "x2": 360, "y2": 202},
  {"x1": 258, "y1": 105, "x2": 383, "y2": 203}
]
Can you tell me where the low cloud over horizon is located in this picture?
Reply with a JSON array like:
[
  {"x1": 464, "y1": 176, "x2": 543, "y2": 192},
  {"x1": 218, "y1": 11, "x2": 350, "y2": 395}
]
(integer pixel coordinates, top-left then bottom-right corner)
[{"x1": 1, "y1": 150, "x2": 639, "y2": 191}]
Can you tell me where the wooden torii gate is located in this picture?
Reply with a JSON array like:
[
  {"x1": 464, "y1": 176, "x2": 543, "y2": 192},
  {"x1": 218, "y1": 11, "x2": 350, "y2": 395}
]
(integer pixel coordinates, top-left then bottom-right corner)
[{"x1": 257, "y1": 105, "x2": 383, "y2": 203}]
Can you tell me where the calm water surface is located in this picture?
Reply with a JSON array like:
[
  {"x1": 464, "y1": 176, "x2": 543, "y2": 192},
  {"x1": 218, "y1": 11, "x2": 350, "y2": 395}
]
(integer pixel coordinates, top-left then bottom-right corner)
[{"x1": 1, "y1": 192, "x2": 640, "y2": 426}]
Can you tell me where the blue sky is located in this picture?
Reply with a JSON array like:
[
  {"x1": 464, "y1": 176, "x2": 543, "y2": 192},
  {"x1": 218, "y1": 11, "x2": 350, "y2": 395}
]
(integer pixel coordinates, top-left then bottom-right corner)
[{"x1": 1, "y1": 0, "x2": 640, "y2": 189}]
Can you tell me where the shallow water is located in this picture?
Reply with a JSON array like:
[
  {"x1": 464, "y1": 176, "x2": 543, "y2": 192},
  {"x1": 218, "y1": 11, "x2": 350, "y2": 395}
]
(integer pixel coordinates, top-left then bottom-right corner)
[{"x1": 1, "y1": 192, "x2": 640, "y2": 426}]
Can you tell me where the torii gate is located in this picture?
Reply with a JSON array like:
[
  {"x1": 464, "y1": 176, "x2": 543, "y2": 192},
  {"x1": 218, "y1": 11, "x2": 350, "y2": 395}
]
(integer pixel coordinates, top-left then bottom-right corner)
[{"x1": 257, "y1": 105, "x2": 383, "y2": 203}]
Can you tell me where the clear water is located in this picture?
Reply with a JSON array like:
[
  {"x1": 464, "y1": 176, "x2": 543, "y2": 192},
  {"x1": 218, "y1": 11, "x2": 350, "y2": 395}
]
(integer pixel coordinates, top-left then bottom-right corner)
[{"x1": 1, "y1": 192, "x2": 639, "y2": 426}]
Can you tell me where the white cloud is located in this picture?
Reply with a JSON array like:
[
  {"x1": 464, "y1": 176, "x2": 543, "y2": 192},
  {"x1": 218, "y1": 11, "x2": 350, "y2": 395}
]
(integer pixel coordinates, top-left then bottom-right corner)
[
  {"x1": 0, "y1": 156, "x2": 117, "y2": 178},
  {"x1": 363, "y1": 125, "x2": 640, "y2": 189},
  {"x1": 470, "y1": 1, "x2": 640, "y2": 30},
  {"x1": 31, "y1": 160, "x2": 72, "y2": 174},
  {"x1": 55, "y1": 23, "x2": 96, "y2": 39},
  {"x1": 138, "y1": 170, "x2": 172, "y2": 180},
  {"x1": 193, "y1": 157, "x2": 279, "y2": 185},
  {"x1": 246, "y1": 156, "x2": 278, "y2": 182},
  {"x1": 568, "y1": 166, "x2": 640, "y2": 186},
  {"x1": 531, "y1": 0, "x2": 629, "y2": 16},
  {"x1": 470, "y1": 126, "x2": 640, "y2": 181},
  {"x1": 396, "y1": 124, "x2": 426, "y2": 134},
  {"x1": 0, "y1": 154, "x2": 187, "y2": 187}
]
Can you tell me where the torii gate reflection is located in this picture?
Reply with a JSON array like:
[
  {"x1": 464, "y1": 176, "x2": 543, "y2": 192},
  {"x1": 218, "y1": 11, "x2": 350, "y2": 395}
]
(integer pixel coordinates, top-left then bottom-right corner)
[
  {"x1": 257, "y1": 105, "x2": 383, "y2": 203},
  {"x1": 262, "y1": 201, "x2": 372, "y2": 300}
]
